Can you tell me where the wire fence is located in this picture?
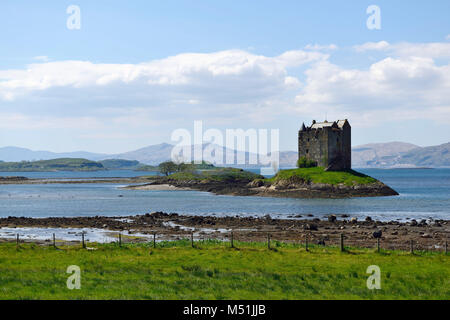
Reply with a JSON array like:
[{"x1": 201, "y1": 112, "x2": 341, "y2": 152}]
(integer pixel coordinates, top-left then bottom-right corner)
[{"x1": 3, "y1": 229, "x2": 449, "y2": 254}]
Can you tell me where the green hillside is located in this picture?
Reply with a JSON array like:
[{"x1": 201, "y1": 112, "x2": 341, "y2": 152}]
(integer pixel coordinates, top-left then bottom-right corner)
[
  {"x1": 0, "y1": 158, "x2": 105, "y2": 172},
  {"x1": 99, "y1": 159, "x2": 140, "y2": 170}
]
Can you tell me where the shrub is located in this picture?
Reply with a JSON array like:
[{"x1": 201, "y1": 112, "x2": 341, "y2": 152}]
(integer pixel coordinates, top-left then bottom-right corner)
[{"x1": 297, "y1": 156, "x2": 317, "y2": 168}]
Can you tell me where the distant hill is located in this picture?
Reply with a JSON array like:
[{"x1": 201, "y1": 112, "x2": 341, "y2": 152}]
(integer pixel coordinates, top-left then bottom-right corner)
[
  {"x1": 352, "y1": 142, "x2": 450, "y2": 168},
  {"x1": 352, "y1": 142, "x2": 420, "y2": 168},
  {"x1": 0, "y1": 158, "x2": 105, "y2": 172},
  {"x1": 99, "y1": 159, "x2": 141, "y2": 170},
  {"x1": 108, "y1": 143, "x2": 174, "y2": 165},
  {"x1": 0, "y1": 146, "x2": 107, "y2": 162},
  {"x1": 2, "y1": 141, "x2": 449, "y2": 169},
  {"x1": 278, "y1": 151, "x2": 298, "y2": 168},
  {"x1": 397, "y1": 143, "x2": 450, "y2": 168}
]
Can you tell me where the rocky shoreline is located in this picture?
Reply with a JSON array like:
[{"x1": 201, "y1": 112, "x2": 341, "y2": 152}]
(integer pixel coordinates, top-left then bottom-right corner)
[
  {"x1": 127, "y1": 177, "x2": 399, "y2": 198},
  {"x1": 0, "y1": 176, "x2": 152, "y2": 185},
  {"x1": 0, "y1": 172, "x2": 398, "y2": 198},
  {"x1": 1, "y1": 212, "x2": 447, "y2": 251}
]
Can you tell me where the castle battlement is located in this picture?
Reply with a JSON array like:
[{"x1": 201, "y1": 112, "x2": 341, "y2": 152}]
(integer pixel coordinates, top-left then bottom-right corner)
[{"x1": 298, "y1": 119, "x2": 351, "y2": 170}]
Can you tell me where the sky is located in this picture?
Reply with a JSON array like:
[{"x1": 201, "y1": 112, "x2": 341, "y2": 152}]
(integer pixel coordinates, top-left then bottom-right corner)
[{"x1": 0, "y1": 0, "x2": 449, "y2": 153}]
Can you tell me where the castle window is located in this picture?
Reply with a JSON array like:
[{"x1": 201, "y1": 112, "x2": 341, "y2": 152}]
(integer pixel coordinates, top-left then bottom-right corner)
[{"x1": 306, "y1": 149, "x2": 309, "y2": 154}]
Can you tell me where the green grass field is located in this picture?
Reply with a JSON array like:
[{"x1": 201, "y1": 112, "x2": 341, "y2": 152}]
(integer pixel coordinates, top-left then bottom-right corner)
[
  {"x1": 267, "y1": 167, "x2": 378, "y2": 186},
  {"x1": 0, "y1": 241, "x2": 448, "y2": 300}
]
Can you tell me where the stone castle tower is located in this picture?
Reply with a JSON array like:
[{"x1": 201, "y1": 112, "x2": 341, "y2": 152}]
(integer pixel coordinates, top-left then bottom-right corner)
[{"x1": 298, "y1": 119, "x2": 351, "y2": 171}]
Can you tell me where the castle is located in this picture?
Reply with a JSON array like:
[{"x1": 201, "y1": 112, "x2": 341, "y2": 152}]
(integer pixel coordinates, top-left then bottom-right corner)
[{"x1": 298, "y1": 119, "x2": 351, "y2": 171}]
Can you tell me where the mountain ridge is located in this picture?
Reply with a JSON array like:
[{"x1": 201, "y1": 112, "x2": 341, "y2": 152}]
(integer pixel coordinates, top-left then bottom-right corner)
[{"x1": 1, "y1": 142, "x2": 449, "y2": 168}]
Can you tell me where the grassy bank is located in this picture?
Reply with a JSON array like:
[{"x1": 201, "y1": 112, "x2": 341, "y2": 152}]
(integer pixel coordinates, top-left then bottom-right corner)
[
  {"x1": 0, "y1": 241, "x2": 448, "y2": 299},
  {"x1": 164, "y1": 167, "x2": 263, "y2": 182},
  {"x1": 267, "y1": 167, "x2": 378, "y2": 186}
]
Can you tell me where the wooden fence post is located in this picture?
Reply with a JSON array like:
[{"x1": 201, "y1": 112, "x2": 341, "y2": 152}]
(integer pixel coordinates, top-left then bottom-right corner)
[
  {"x1": 53, "y1": 233, "x2": 56, "y2": 248},
  {"x1": 118, "y1": 233, "x2": 122, "y2": 247},
  {"x1": 81, "y1": 232, "x2": 86, "y2": 249},
  {"x1": 153, "y1": 233, "x2": 156, "y2": 248},
  {"x1": 16, "y1": 234, "x2": 19, "y2": 247},
  {"x1": 305, "y1": 234, "x2": 309, "y2": 252},
  {"x1": 340, "y1": 233, "x2": 344, "y2": 252},
  {"x1": 410, "y1": 240, "x2": 414, "y2": 254},
  {"x1": 191, "y1": 232, "x2": 194, "y2": 248},
  {"x1": 231, "y1": 231, "x2": 234, "y2": 248},
  {"x1": 267, "y1": 233, "x2": 271, "y2": 250},
  {"x1": 377, "y1": 238, "x2": 380, "y2": 253}
]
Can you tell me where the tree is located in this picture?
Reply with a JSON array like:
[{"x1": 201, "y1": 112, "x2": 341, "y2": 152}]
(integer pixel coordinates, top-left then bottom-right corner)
[
  {"x1": 176, "y1": 162, "x2": 194, "y2": 172},
  {"x1": 159, "y1": 161, "x2": 178, "y2": 176}
]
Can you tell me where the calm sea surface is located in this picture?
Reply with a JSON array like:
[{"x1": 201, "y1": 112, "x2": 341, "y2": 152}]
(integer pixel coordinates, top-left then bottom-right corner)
[{"x1": 0, "y1": 169, "x2": 449, "y2": 222}]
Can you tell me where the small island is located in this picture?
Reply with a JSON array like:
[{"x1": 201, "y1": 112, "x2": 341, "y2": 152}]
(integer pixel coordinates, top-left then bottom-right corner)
[
  {"x1": 126, "y1": 119, "x2": 399, "y2": 198},
  {"x1": 0, "y1": 158, "x2": 105, "y2": 172},
  {"x1": 125, "y1": 164, "x2": 398, "y2": 198}
]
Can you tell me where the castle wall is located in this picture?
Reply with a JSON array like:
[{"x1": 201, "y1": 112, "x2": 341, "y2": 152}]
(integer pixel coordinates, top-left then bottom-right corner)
[
  {"x1": 341, "y1": 123, "x2": 351, "y2": 169},
  {"x1": 327, "y1": 128, "x2": 342, "y2": 166},
  {"x1": 298, "y1": 129, "x2": 329, "y2": 167}
]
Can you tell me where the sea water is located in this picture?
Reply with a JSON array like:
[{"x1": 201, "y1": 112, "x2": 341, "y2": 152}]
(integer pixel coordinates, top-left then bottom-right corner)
[{"x1": 0, "y1": 169, "x2": 449, "y2": 222}]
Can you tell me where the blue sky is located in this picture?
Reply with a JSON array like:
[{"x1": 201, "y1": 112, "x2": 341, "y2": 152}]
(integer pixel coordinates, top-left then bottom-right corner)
[{"x1": 0, "y1": 0, "x2": 449, "y2": 153}]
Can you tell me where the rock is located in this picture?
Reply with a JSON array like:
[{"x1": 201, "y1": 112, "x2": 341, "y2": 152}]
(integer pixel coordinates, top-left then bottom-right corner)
[
  {"x1": 410, "y1": 220, "x2": 418, "y2": 226},
  {"x1": 373, "y1": 230, "x2": 382, "y2": 238},
  {"x1": 365, "y1": 216, "x2": 373, "y2": 222},
  {"x1": 421, "y1": 233, "x2": 432, "y2": 238},
  {"x1": 418, "y1": 219, "x2": 428, "y2": 227},
  {"x1": 304, "y1": 223, "x2": 318, "y2": 231},
  {"x1": 317, "y1": 240, "x2": 326, "y2": 246},
  {"x1": 247, "y1": 179, "x2": 264, "y2": 188},
  {"x1": 350, "y1": 217, "x2": 358, "y2": 224},
  {"x1": 328, "y1": 215, "x2": 337, "y2": 223}
]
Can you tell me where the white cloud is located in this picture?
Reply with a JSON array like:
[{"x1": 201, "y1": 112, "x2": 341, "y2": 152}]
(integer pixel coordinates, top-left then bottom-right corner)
[
  {"x1": 0, "y1": 112, "x2": 103, "y2": 130},
  {"x1": 33, "y1": 56, "x2": 50, "y2": 62},
  {"x1": 305, "y1": 44, "x2": 338, "y2": 51},
  {"x1": 293, "y1": 55, "x2": 450, "y2": 125},
  {"x1": 446, "y1": 34, "x2": 450, "y2": 41},
  {"x1": 354, "y1": 41, "x2": 450, "y2": 58},
  {"x1": 0, "y1": 50, "x2": 326, "y2": 104},
  {"x1": 354, "y1": 41, "x2": 390, "y2": 52},
  {"x1": 1, "y1": 43, "x2": 450, "y2": 144}
]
